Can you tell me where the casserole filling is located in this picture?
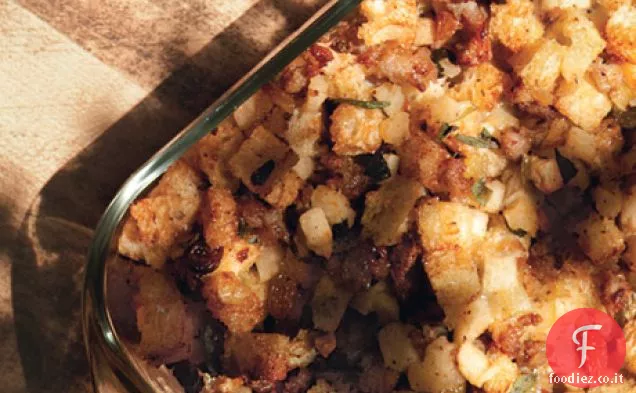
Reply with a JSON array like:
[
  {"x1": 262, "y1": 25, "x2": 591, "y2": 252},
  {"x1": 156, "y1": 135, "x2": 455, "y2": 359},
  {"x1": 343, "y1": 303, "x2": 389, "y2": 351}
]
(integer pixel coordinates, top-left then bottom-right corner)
[{"x1": 112, "y1": 0, "x2": 636, "y2": 392}]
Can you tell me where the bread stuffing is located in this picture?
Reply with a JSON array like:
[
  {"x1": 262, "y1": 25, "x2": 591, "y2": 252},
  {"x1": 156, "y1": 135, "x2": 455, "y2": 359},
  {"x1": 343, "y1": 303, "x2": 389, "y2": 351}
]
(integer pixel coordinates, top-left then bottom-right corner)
[{"x1": 112, "y1": 0, "x2": 636, "y2": 392}]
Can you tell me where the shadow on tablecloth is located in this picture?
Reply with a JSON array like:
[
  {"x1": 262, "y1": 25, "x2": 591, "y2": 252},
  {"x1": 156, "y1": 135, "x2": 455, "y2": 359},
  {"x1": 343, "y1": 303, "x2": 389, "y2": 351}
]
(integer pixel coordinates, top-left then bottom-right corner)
[{"x1": 6, "y1": 0, "x2": 326, "y2": 391}]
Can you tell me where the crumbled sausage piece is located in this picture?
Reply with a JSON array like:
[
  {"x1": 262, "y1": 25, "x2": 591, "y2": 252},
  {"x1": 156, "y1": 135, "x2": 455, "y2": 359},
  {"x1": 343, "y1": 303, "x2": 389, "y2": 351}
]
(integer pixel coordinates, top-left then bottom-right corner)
[
  {"x1": 360, "y1": 42, "x2": 438, "y2": 91},
  {"x1": 320, "y1": 153, "x2": 371, "y2": 200},
  {"x1": 490, "y1": 313, "x2": 542, "y2": 358},
  {"x1": 202, "y1": 272, "x2": 265, "y2": 333},
  {"x1": 389, "y1": 234, "x2": 423, "y2": 301}
]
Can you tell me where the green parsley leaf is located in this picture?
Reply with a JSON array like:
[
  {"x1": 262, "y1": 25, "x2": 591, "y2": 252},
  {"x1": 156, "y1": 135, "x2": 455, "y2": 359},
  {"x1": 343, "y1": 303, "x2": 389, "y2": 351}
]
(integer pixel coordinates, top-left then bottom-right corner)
[
  {"x1": 438, "y1": 123, "x2": 455, "y2": 140},
  {"x1": 330, "y1": 98, "x2": 390, "y2": 109},
  {"x1": 456, "y1": 134, "x2": 494, "y2": 148},
  {"x1": 510, "y1": 373, "x2": 537, "y2": 393},
  {"x1": 471, "y1": 178, "x2": 491, "y2": 205},
  {"x1": 479, "y1": 128, "x2": 499, "y2": 146}
]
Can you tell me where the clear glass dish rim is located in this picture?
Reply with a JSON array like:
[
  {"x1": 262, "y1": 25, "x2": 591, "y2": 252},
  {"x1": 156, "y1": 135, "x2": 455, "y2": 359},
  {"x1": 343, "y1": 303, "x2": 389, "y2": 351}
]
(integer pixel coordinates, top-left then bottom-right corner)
[{"x1": 81, "y1": 1, "x2": 361, "y2": 391}]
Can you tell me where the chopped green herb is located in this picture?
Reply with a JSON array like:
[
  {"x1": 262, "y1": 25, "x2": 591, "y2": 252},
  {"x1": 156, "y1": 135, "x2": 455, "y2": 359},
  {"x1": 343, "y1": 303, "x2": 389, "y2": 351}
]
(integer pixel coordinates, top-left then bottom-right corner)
[
  {"x1": 438, "y1": 123, "x2": 455, "y2": 140},
  {"x1": 555, "y1": 149, "x2": 578, "y2": 184},
  {"x1": 330, "y1": 98, "x2": 390, "y2": 109},
  {"x1": 356, "y1": 151, "x2": 391, "y2": 182},
  {"x1": 479, "y1": 128, "x2": 499, "y2": 146},
  {"x1": 510, "y1": 373, "x2": 537, "y2": 393},
  {"x1": 471, "y1": 178, "x2": 491, "y2": 205},
  {"x1": 456, "y1": 134, "x2": 495, "y2": 148},
  {"x1": 617, "y1": 107, "x2": 636, "y2": 129},
  {"x1": 251, "y1": 160, "x2": 276, "y2": 186}
]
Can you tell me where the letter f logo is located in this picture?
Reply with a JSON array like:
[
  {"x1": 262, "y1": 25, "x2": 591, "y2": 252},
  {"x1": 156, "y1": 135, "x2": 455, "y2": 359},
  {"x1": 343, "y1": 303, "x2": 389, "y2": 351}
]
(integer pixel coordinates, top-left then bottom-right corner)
[{"x1": 572, "y1": 324, "x2": 602, "y2": 368}]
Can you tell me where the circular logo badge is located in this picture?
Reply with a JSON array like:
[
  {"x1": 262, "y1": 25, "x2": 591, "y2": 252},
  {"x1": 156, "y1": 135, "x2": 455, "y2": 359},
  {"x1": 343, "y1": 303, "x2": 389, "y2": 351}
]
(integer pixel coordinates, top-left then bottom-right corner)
[{"x1": 546, "y1": 308, "x2": 626, "y2": 388}]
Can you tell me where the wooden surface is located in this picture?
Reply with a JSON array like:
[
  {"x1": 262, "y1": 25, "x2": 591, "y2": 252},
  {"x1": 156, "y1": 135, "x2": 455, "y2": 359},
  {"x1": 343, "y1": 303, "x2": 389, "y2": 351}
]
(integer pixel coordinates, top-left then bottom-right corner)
[{"x1": 0, "y1": 1, "x2": 325, "y2": 391}]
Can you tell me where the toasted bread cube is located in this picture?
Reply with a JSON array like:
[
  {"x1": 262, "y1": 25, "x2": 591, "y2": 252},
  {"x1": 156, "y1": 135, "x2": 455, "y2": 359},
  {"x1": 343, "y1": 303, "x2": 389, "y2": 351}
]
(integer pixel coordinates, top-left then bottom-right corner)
[
  {"x1": 330, "y1": 104, "x2": 384, "y2": 155},
  {"x1": 462, "y1": 146, "x2": 509, "y2": 180},
  {"x1": 457, "y1": 342, "x2": 490, "y2": 387},
  {"x1": 351, "y1": 281, "x2": 400, "y2": 324},
  {"x1": 425, "y1": 250, "x2": 482, "y2": 327},
  {"x1": 358, "y1": 0, "x2": 418, "y2": 46},
  {"x1": 118, "y1": 161, "x2": 201, "y2": 268},
  {"x1": 598, "y1": 0, "x2": 631, "y2": 12},
  {"x1": 589, "y1": 60, "x2": 633, "y2": 111},
  {"x1": 311, "y1": 275, "x2": 352, "y2": 332},
  {"x1": 191, "y1": 121, "x2": 244, "y2": 190},
  {"x1": 542, "y1": 0, "x2": 591, "y2": 11},
  {"x1": 254, "y1": 244, "x2": 284, "y2": 282},
  {"x1": 481, "y1": 356, "x2": 519, "y2": 393},
  {"x1": 527, "y1": 155, "x2": 564, "y2": 194},
  {"x1": 201, "y1": 187, "x2": 238, "y2": 250},
  {"x1": 135, "y1": 269, "x2": 193, "y2": 360},
  {"x1": 516, "y1": 39, "x2": 565, "y2": 105},
  {"x1": 398, "y1": 132, "x2": 451, "y2": 193},
  {"x1": 594, "y1": 181, "x2": 623, "y2": 219},
  {"x1": 233, "y1": 89, "x2": 273, "y2": 131},
  {"x1": 455, "y1": 296, "x2": 494, "y2": 344},
  {"x1": 378, "y1": 322, "x2": 420, "y2": 372},
  {"x1": 299, "y1": 207, "x2": 333, "y2": 258},
  {"x1": 622, "y1": 185, "x2": 636, "y2": 236},
  {"x1": 414, "y1": 17, "x2": 435, "y2": 46},
  {"x1": 450, "y1": 63, "x2": 506, "y2": 111},
  {"x1": 285, "y1": 78, "x2": 326, "y2": 155},
  {"x1": 606, "y1": 5, "x2": 636, "y2": 63},
  {"x1": 264, "y1": 170, "x2": 304, "y2": 209},
  {"x1": 373, "y1": 83, "x2": 405, "y2": 117},
  {"x1": 483, "y1": 180, "x2": 506, "y2": 214},
  {"x1": 541, "y1": 261, "x2": 604, "y2": 326},
  {"x1": 202, "y1": 271, "x2": 265, "y2": 333},
  {"x1": 408, "y1": 337, "x2": 466, "y2": 393},
  {"x1": 215, "y1": 241, "x2": 261, "y2": 275},
  {"x1": 417, "y1": 201, "x2": 489, "y2": 252},
  {"x1": 362, "y1": 176, "x2": 423, "y2": 246},
  {"x1": 286, "y1": 110, "x2": 323, "y2": 159},
  {"x1": 380, "y1": 111, "x2": 410, "y2": 146},
  {"x1": 576, "y1": 212, "x2": 625, "y2": 265},
  {"x1": 481, "y1": 229, "x2": 533, "y2": 319},
  {"x1": 555, "y1": 79, "x2": 611, "y2": 130},
  {"x1": 560, "y1": 120, "x2": 623, "y2": 170},
  {"x1": 324, "y1": 56, "x2": 374, "y2": 101},
  {"x1": 229, "y1": 126, "x2": 299, "y2": 195},
  {"x1": 502, "y1": 168, "x2": 539, "y2": 237},
  {"x1": 223, "y1": 332, "x2": 309, "y2": 381},
  {"x1": 552, "y1": 10, "x2": 605, "y2": 82},
  {"x1": 490, "y1": 0, "x2": 544, "y2": 52},
  {"x1": 311, "y1": 185, "x2": 356, "y2": 227}
]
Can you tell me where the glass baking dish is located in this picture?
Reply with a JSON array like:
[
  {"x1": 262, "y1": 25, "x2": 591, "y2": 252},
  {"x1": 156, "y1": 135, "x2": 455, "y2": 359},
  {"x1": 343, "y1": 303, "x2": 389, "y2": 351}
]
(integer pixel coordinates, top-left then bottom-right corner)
[{"x1": 81, "y1": 1, "x2": 361, "y2": 392}]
